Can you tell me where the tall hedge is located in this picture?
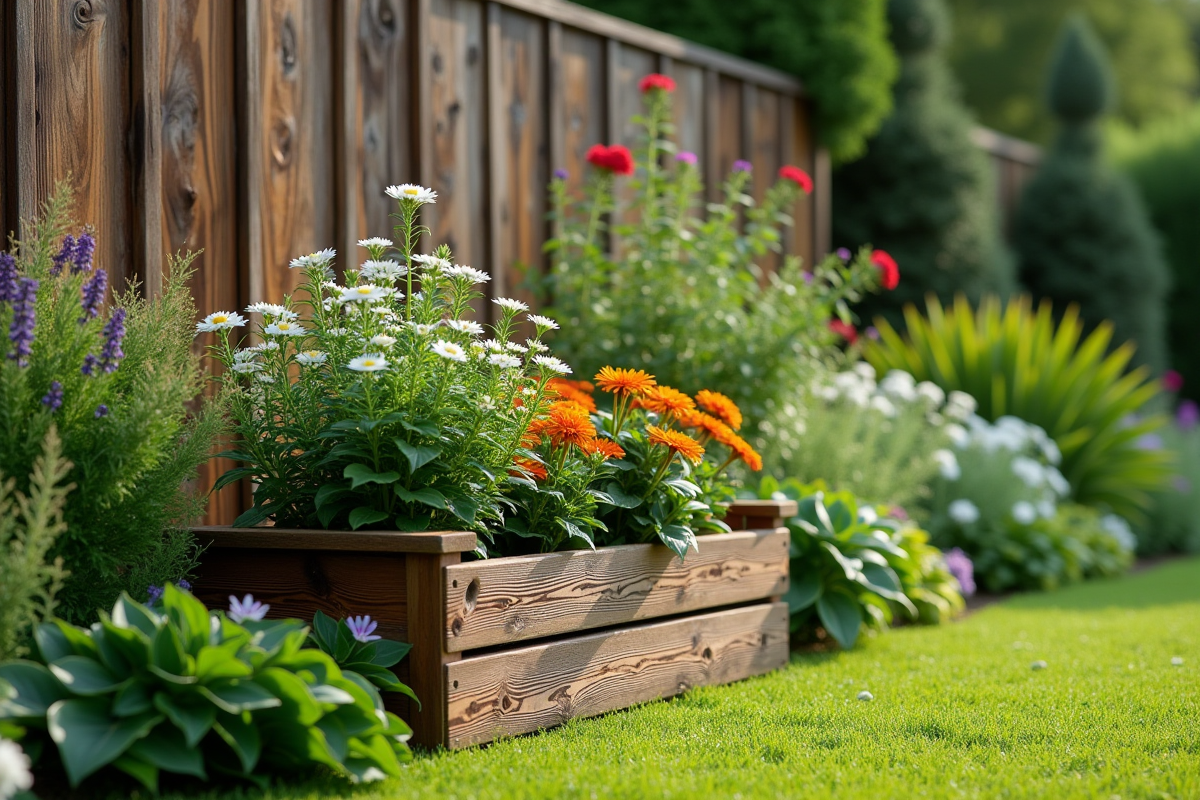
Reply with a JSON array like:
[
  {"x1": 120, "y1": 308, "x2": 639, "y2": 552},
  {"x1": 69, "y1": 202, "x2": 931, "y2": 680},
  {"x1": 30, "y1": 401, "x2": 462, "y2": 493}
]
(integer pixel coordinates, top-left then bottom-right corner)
[
  {"x1": 832, "y1": 0, "x2": 1014, "y2": 324},
  {"x1": 575, "y1": 0, "x2": 898, "y2": 164},
  {"x1": 1013, "y1": 16, "x2": 1170, "y2": 374}
]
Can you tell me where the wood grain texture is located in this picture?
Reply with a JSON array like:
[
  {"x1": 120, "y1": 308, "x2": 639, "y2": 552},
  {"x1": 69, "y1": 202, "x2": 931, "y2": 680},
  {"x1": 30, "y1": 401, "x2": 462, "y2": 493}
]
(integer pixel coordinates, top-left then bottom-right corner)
[
  {"x1": 787, "y1": 97, "x2": 815, "y2": 267},
  {"x1": 191, "y1": 548, "x2": 410, "y2": 641},
  {"x1": 406, "y1": 552, "x2": 462, "y2": 747},
  {"x1": 443, "y1": 529, "x2": 788, "y2": 652},
  {"x1": 723, "y1": 499, "x2": 797, "y2": 532},
  {"x1": 669, "y1": 61, "x2": 704, "y2": 166},
  {"x1": 716, "y1": 76, "x2": 743, "y2": 179},
  {"x1": 445, "y1": 602, "x2": 789, "y2": 747},
  {"x1": 558, "y1": 28, "x2": 604, "y2": 195},
  {"x1": 192, "y1": 525, "x2": 478, "y2": 553},
  {"x1": 750, "y1": 86, "x2": 781, "y2": 273}
]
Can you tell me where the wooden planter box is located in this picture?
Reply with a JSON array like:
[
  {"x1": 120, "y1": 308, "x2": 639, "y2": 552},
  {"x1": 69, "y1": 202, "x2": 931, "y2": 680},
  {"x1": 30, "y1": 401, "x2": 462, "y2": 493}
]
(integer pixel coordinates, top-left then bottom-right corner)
[{"x1": 192, "y1": 499, "x2": 794, "y2": 748}]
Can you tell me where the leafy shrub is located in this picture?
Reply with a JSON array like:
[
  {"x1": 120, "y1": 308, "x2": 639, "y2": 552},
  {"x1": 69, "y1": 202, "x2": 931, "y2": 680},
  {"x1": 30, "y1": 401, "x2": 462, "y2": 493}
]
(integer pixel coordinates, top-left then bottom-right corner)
[
  {"x1": 1134, "y1": 410, "x2": 1200, "y2": 556},
  {"x1": 0, "y1": 586, "x2": 413, "y2": 792},
  {"x1": 574, "y1": 0, "x2": 897, "y2": 163},
  {"x1": 0, "y1": 187, "x2": 222, "y2": 624},
  {"x1": 928, "y1": 414, "x2": 1135, "y2": 591},
  {"x1": 543, "y1": 79, "x2": 889, "y2": 440},
  {"x1": 762, "y1": 362, "x2": 975, "y2": 513},
  {"x1": 0, "y1": 429, "x2": 70, "y2": 661},
  {"x1": 757, "y1": 478, "x2": 964, "y2": 648},
  {"x1": 1013, "y1": 15, "x2": 1171, "y2": 374},
  {"x1": 866, "y1": 294, "x2": 1171, "y2": 519},
  {"x1": 832, "y1": 0, "x2": 1014, "y2": 326}
]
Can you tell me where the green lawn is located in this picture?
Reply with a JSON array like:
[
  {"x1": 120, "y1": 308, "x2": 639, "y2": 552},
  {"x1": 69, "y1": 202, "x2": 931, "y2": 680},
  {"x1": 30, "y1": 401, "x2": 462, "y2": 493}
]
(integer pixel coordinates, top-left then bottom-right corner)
[{"x1": 144, "y1": 558, "x2": 1200, "y2": 799}]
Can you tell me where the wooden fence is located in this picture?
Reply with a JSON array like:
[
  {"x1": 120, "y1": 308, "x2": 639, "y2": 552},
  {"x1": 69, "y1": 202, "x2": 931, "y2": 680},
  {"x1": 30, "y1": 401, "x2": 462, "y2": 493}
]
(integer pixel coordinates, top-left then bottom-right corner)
[
  {"x1": 972, "y1": 126, "x2": 1042, "y2": 238},
  {"x1": 1, "y1": 0, "x2": 827, "y2": 524}
]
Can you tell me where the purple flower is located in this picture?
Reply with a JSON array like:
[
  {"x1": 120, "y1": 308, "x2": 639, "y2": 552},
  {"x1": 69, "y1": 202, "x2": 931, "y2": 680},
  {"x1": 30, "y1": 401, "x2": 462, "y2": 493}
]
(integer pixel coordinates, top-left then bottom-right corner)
[
  {"x1": 0, "y1": 252, "x2": 17, "y2": 303},
  {"x1": 99, "y1": 307, "x2": 126, "y2": 373},
  {"x1": 888, "y1": 505, "x2": 909, "y2": 521},
  {"x1": 228, "y1": 594, "x2": 269, "y2": 623},
  {"x1": 51, "y1": 235, "x2": 75, "y2": 277},
  {"x1": 346, "y1": 615, "x2": 382, "y2": 643},
  {"x1": 552, "y1": 168, "x2": 568, "y2": 181},
  {"x1": 7, "y1": 277, "x2": 38, "y2": 366},
  {"x1": 675, "y1": 151, "x2": 698, "y2": 165},
  {"x1": 40, "y1": 381, "x2": 63, "y2": 412},
  {"x1": 802, "y1": 271, "x2": 814, "y2": 284},
  {"x1": 866, "y1": 326, "x2": 880, "y2": 341},
  {"x1": 79, "y1": 268, "x2": 107, "y2": 323},
  {"x1": 81, "y1": 354, "x2": 100, "y2": 377},
  {"x1": 836, "y1": 247, "x2": 852, "y2": 261},
  {"x1": 94, "y1": 403, "x2": 109, "y2": 418},
  {"x1": 1137, "y1": 433, "x2": 1164, "y2": 451},
  {"x1": 732, "y1": 159, "x2": 753, "y2": 173},
  {"x1": 944, "y1": 547, "x2": 976, "y2": 597},
  {"x1": 147, "y1": 585, "x2": 164, "y2": 605},
  {"x1": 177, "y1": 579, "x2": 192, "y2": 592},
  {"x1": 1178, "y1": 400, "x2": 1199, "y2": 431},
  {"x1": 70, "y1": 233, "x2": 95, "y2": 274}
]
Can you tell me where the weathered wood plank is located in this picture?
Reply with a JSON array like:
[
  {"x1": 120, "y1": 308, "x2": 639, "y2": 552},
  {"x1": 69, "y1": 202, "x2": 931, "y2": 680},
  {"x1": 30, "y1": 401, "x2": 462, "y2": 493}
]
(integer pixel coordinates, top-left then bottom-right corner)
[
  {"x1": 444, "y1": 529, "x2": 789, "y2": 652},
  {"x1": 191, "y1": 548, "x2": 410, "y2": 641},
  {"x1": 669, "y1": 61, "x2": 704, "y2": 166},
  {"x1": 406, "y1": 552, "x2": 462, "y2": 747},
  {"x1": 724, "y1": 498, "x2": 798, "y2": 531},
  {"x1": 446, "y1": 602, "x2": 789, "y2": 747},
  {"x1": 788, "y1": 97, "x2": 816, "y2": 267},
  {"x1": 558, "y1": 28, "x2": 604, "y2": 194},
  {"x1": 192, "y1": 526, "x2": 479, "y2": 553},
  {"x1": 0, "y1": 0, "x2": 9, "y2": 239},
  {"x1": 716, "y1": 75, "x2": 743, "y2": 179}
]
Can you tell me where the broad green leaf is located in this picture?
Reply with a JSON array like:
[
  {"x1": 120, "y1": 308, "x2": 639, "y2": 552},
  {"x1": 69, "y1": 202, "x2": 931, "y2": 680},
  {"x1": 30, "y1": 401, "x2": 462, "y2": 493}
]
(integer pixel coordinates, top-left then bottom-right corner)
[
  {"x1": 35, "y1": 620, "x2": 97, "y2": 662},
  {"x1": 111, "y1": 681, "x2": 153, "y2": 717},
  {"x1": 783, "y1": 569, "x2": 822, "y2": 612},
  {"x1": 195, "y1": 642, "x2": 253, "y2": 682},
  {"x1": 154, "y1": 692, "x2": 216, "y2": 747},
  {"x1": 446, "y1": 494, "x2": 480, "y2": 525},
  {"x1": 602, "y1": 481, "x2": 642, "y2": 509},
  {"x1": 367, "y1": 640, "x2": 412, "y2": 669},
  {"x1": 314, "y1": 483, "x2": 352, "y2": 510},
  {"x1": 348, "y1": 507, "x2": 390, "y2": 530},
  {"x1": 311, "y1": 610, "x2": 341, "y2": 654},
  {"x1": 46, "y1": 699, "x2": 161, "y2": 787},
  {"x1": 393, "y1": 485, "x2": 448, "y2": 510},
  {"x1": 0, "y1": 662, "x2": 69, "y2": 719},
  {"x1": 149, "y1": 625, "x2": 187, "y2": 677},
  {"x1": 659, "y1": 524, "x2": 697, "y2": 560},
  {"x1": 112, "y1": 753, "x2": 159, "y2": 793},
  {"x1": 394, "y1": 513, "x2": 433, "y2": 532},
  {"x1": 344, "y1": 464, "x2": 401, "y2": 489},
  {"x1": 110, "y1": 595, "x2": 160, "y2": 638},
  {"x1": 213, "y1": 711, "x2": 261, "y2": 772},
  {"x1": 127, "y1": 723, "x2": 207, "y2": 778},
  {"x1": 48, "y1": 656, "x2": 123, "y2": 696},
  {"x1": 816, "y1": 591, "x2": 863, "y2": 649},
  {"x1": 254, "y1": 668, "x2": 323, "y2": 727},
  {"x1": 199, "y1": 680, "x2": 283, "y2": 715},
  {"x1": 401, "y1": 419, "x2": 440, "y2": 437},
  {"x1": 393, "y1": 439, "x2": 442, "y2": 473}
]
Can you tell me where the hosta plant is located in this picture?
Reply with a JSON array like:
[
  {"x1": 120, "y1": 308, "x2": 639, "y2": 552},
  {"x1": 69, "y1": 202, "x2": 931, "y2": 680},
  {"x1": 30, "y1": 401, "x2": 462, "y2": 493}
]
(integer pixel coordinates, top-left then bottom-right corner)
[
  {"x1": 0, "y1": 586, "x2": 413, "y2": 792},
  {"x1": 866, "y1": 294, "x2": 1171, "y2": 519}
]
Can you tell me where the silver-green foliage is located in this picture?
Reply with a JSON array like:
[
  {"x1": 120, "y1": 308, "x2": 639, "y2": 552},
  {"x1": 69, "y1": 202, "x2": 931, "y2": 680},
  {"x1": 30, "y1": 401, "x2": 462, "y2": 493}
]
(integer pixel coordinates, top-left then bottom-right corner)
[{"x1": 0, "y1": 428, "x2": 70, "y2": 661}]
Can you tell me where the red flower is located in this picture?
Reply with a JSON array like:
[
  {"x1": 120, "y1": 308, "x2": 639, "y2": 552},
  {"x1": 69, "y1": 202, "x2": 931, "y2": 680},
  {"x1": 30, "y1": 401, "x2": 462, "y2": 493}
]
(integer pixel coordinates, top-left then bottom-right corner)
[
  {"x1": 871, "y1": 249, "x2": 900, "y2": 291},
  {"x1": 778, "y1": 165, "x2": 814, "y2": 194},
  {"x1": 829, "y1": 319, "x2": 858, "y2": 345},
  {"x1": 1164, "y1": 370, "x2": 1184, "y2": 392},
  {"x1": 638, "y1": 73, "x2": 676, "y2": 93},
  {"x1": 586, "y1": 144, "x2": 635, "y2": 176}
]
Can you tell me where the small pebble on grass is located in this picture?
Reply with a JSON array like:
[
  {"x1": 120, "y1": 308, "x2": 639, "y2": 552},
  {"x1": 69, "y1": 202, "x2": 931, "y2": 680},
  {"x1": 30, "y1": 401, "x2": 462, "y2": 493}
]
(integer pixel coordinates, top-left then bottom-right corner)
[
  {"x1": 1031, "y1": 660, "x2": 1047, "y2": 671},
  {"x1": 857, "y1": 691, "x2": 874, "y2": 701},
  {"x1": 1171, "y1": 657, "x2": 1184, "y2": 666}
]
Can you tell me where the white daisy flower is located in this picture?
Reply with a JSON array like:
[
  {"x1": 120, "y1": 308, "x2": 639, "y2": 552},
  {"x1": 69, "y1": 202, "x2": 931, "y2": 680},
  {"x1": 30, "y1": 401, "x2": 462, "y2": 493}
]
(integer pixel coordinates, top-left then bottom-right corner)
[
  {"x1": 443, "y1": 265, "x2": 492, "y2": 284},
  {"x1": 232, "y1": 349, "x2": 258, "y2": 363},
  {"x1": 359, "y1": 259, "x2": 408, "y2": 283},
  {"x1": 411, "y1": 254, "x2": 451, "y2": 272},
  {"x1": 525, "y1": 339, "x2": 549, "y2": 353},
  {"x1": 411, "y1": 323, "x2": 437, "y2": 336},
  {"x1": 533, "y1": 355, "x2": 571, "y2": 375},
  {"x1": 505, "y1": 341, "x2": 528, "y2": 353},
  {"x1": 232, "y1": 361, "x2": 263, "y2": 374},
  {"x1": 527, "y1": 314, "x2": 559, "y2": 331},
  {"x1": 248, "y1": 341, "x2": 280, "y2": 352},
  {"x1": 493, "y1": 297, "x2": 529, "y2": 314},
  {"x1": 348, "y1": 353, "x2": 389, "y2": 372},
  {"x1": 357, "y1": 237, "x2": 393, "y2": 249},
  {"x1": 948, "y1": 499, "x2": 980, "y2": 525},
  {"x1": 254, "y1": 373, "x2": 276, "y2": 384},
  {"x1": 0, "y1": 738, "x2": 34, "y2": 799},
  {"x1": 196, "y1": 311, "x2": 247, "y2": 332},
  {"x1": 289, "y1": 248, "x2": 337, "y2": 269},
  {"x1": 370, "y1": 334, "x2": 397, "y2": 347},
  {"x1": 339, "y1": 284, "x2": 391, "y2": 304},
  {"x1": 445, "y1": 319, "x2": 485, "y2": 336},
  {"x1": 296, "y1": 350, "x2": 327, "y2": 366},
  {"x1": 431, "y1": 340, "x2": 468, "y2": 362},
  {"x1": 385, "y1": 184, "x2": 438, "y2": 204},
  {"x1": 326, "y1": 328, "x2": 349, "y2": 337},
  {"x1": 245, "y1": 302, "x2": 294, "y2": 318},
  {"x1": 264, "y1": 320, "x2": 306, "y2": 337},
  {"x1": 488, "y1": 353, "x2": 522, "y2": 369},
  {"x1": 484, "y1": 339, "x2": 505, "y2": 352}
]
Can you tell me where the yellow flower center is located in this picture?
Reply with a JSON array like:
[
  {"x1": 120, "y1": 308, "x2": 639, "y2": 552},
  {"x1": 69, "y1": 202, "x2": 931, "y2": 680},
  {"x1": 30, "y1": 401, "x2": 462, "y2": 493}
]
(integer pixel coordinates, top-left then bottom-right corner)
[
  {"x1": 356, "y1": 287, "x2": 372, "y2": 295},
  {"x1": 278, "y1": 322, "x2": 291, "y2": 330},
  {"x1": 304, "y1": 351, "x2": 320, "y2": 358},
  {"x1": 403, "y1": 187, "x2": 420, "y2": 196},
  {"x1": 213, "y1": 315, "x2": 228, "y2": 324},
  {"x1": 363, "y1": 360, "x2": 377, "y2": 367}
]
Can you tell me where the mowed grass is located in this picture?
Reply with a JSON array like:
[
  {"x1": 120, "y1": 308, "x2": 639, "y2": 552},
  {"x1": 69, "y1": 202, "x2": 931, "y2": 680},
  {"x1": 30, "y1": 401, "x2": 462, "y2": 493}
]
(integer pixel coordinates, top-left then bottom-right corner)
[{"x1": 144, "y1": 558, "x2": 1200, "y2": 800}]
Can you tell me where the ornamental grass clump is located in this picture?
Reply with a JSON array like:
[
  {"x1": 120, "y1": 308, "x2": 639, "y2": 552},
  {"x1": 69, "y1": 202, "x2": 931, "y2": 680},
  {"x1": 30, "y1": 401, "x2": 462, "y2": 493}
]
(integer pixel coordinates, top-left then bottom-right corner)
[
  {"x1": 0, "y1": 185, "x2": 223, "y2": 625},
  {"x1": 205, "y1": 185, "x2": 578, "y2": 555}
]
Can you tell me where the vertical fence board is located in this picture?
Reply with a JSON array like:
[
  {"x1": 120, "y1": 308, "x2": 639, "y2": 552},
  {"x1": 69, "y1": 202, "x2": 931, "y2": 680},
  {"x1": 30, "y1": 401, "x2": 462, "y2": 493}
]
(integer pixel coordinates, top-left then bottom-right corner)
[
  {"x1": 715, "y1": 76, "x2": 742, "y2": 179},
  {"x1": 787, "y1": 97, "x2": 815, "y2": 268},
  {"x1": 751, "y1": 87, "x2": 781, "y2": 272},
  {"x1": 0, "y1": 0, "x2": 8, "y2": 239},
  {"x1": 613, "y1": 44, "x2": 653, "y2": 148},
  {"x1": 670, "y1": 61, "x2": 704, "y2": 164},
  {"x1": 559, "y1": 28, "x2": 604, "y2": 195}
]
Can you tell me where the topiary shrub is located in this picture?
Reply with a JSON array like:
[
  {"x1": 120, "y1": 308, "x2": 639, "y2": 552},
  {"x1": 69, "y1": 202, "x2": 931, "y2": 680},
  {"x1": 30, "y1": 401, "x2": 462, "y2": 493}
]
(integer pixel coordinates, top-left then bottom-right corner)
[
  {"x1": 832, "y1": 0, "x2": 1014, "y2": 325},
  {"x1": 1012, "y1": 15, "x2": 1171, "y2": 374}
]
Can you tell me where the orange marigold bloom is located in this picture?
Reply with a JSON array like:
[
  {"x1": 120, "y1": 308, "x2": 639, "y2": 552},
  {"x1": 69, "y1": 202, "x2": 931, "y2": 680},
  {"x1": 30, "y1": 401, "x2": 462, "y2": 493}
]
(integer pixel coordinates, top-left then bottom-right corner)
[
  {"x1": 638, "y1": 385, "x2": 696, "y2": 417},
  {"x1": 509, "y1": 456, "x2": 548, "y2": 481},
  {"x1": 680, "y1": 409, "x2": 740, "y2": 447},
  {"x1": 595, "y1": 366, "x2": 656, "y2": 397},
  {"x1": 550, "y1": 378, "x2": 596, "y2": 394},
  {"x1": 581, "y1": 438, "x2": 626, "y2": 460},
  {"x1": 646, "y1": 425, "x2": 705, "y2": 464},
  {"x1": 547, "y1": 379, "x2": 597, "y2": 412},
  {"x1": 695, "y1": 389, "x2": 743, "y2": 430},
  {"x1": 542, "y1": 401, "x2": 597, "y2": 449},
  {"x1": 729, "y1": 434, "x2": 763, "y2": 471}
]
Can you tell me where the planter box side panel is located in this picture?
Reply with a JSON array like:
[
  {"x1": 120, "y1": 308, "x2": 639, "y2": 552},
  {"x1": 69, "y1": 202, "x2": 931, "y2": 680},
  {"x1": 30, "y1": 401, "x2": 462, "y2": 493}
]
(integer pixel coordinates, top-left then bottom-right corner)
[
  {"x1": 445, "y1": 602, "x2": 789, "y2": 748},
  {"x1": 444, "y1": 530, "x2": 789, "y2": 652}
]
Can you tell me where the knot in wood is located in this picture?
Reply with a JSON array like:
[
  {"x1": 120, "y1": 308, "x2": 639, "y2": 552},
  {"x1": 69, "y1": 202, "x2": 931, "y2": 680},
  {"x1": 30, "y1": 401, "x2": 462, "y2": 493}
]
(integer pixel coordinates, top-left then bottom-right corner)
[
  {"x1": 504, "y1": 616, "x2": 527, "y2": 635},
  {"x1": 72, "y1": 1, "x2": 95, "y2": 29},
  {"x1": 451, "y1": 617, "x2": 463, "y2": 637},
  {"x1": 271, "y1": 117, "x2": 296, "y2": 168},
  {"x1": 376, "y1": 0, "x2": 398, "y2": 35},
  {"x1": 279, "y1": 15, "x2": 298, "y2": 75}
]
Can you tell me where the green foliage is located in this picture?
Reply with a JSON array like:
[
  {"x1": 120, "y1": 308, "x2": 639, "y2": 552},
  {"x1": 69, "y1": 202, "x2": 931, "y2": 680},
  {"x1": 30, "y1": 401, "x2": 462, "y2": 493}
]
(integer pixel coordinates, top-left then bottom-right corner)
[
  {"x1": 1110, "y1": 106, "x2": 1200, "y2": 401},
  {"x1": 832, "y1": 0, "x2": 1014, "y2": 325},
  {"x1": 574, "y1": 0, "x2": 897, "y2": 163},
  {"x1": 0, "y1": 186, "x2": 222, "y2": 624},
  {"x1": 1013, "y1": 16, "x2": 1172, "y2": 375},
  {"x1": 866, "y1": 294, "x2": 1172, "y2": 519},
  {"x1": 946, "y1": 0, "x2": 1200, "y2": 144},
  {"x1": 542, "y1": 87, "x2": 887, "y2": 441},
  {"x1": 0, "y1": 586, "x2": 412, "y2": 792},
  {"x1": 1134, "y1": 419, "x2": 1200, "y2": 556},
  {"x1": 0, "y1": 428, "x2": 70, "y2": 661},
  {"x1": 757, "y1": 478, "x2": 963, "y2": 649}
]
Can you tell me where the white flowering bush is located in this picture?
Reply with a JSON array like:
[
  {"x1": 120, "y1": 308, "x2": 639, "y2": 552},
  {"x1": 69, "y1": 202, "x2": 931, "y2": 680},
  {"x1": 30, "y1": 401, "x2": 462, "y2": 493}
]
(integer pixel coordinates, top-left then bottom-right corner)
[
  {"x1": 930, "y1": 414, "x2": 1134, "y2": 591},
  {"x1": 204, "y1": 185, "x2": 577, "y2": 547},
  {"x1": 762, "y1": 363, "x2": 970, "y2": 511}
]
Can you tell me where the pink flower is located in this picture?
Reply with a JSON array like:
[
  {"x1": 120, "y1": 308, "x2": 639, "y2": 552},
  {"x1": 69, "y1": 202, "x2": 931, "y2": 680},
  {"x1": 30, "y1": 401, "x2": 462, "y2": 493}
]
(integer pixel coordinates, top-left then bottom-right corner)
[
  {"x1": 1163, "y1": 370, "x2": 1184, "y2": 392},
  {"x1": 778, "y1": 165, "x2": 813, "y2": 194},
  {"x1": 586, "y1": 144, "x2": 635, "y2": 176},
  {"x1": 829, "y1": 319, "x2": 858, "y2": 344},
  {"x1": 638, "y1": 73, "x2": 676, "y2": 93},
  {"x1": 871, "y1": 250, "x2": 900, "y2": 291}
]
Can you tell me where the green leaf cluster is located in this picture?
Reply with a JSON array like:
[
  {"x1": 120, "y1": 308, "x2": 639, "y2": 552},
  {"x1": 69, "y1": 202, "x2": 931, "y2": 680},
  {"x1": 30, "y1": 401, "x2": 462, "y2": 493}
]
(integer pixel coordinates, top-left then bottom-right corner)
[
  {"x1": 0, "y1": 586, "x2": 412, "y2": 792},
  {"x1": 866, "y1": 294, "x2": 1172, "y2": 519}
]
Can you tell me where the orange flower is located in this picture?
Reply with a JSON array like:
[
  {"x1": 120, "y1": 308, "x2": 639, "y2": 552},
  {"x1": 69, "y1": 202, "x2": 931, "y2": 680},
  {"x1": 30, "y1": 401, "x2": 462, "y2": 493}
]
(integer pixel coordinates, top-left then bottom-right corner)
[
  {"x1": 509, "y1": 457, "x2": 548, "y2": 481},
  {"x1": 581, "y1": 438, "x2": 626, "y2": 460},
  {"x1": 646, "y1": 425, "x2": 705, "y2": 464},
  {"x1": 729, "y1": 434, "x2": 763, "y2": 471},
  {"x1": 637, "y1": 385, "x2": 696, "y2": 417},
  {"x1": 551, "y1": 378, "x2": 596, "y2": 394},
  {"x1": 595, "y1": 366, "x2": 656, "y2": 397},
  {"x1": 542, "y1": 401, "x2": 597, "y2": 449},
  {"x1": 547, "y1": 379, "x2": 597, "y2": 412},
  {"x1": 695, "y1": 389, "x2": 743, "y2": 430},
  {"x1": 521, "y1": 417, "x2": 548, "y2": 448},
  {"x1": 679, "y1": 409, "x2": 739, "y2": 447}
]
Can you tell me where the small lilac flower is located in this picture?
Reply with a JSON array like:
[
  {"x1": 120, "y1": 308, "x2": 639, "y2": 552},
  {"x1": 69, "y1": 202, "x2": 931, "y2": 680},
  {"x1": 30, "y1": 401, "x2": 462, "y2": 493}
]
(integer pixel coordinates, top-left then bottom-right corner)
[
  {"x1": 552, "y1": 168, "x2": 568, "y2": 181},
  {"x1": 99, "y1": 307, "x2": 126, "y2": 373},
  {"x1": 94, "y1": 404, "x2": 109, "y2": 418},
  {"x1": 1137, "y1": 433, "x2": 1164, "y2": 451},
  {"x1": 1178, "y1": 400, "x2": 1199, "y2": 431},
  {"x1": 675, "y1": 151, "x2": 698, "y2": 165},
  {"x1": 81, "y1": 354, "x2": 100, "y2": 376},
  {"x1": 177, "y1": 579, "x2": 192, "y2": 592},
  {"x1": 50, "y1": 235, "x2": 75, "y2": 277},
  {"x1": 836, "y1": 247, "x2": 852, "y2": 261},
  {"x1": 147, "y1": 585, "x2": 164, "y2": 605},
  {"x1": 70, "y1": 233, "x2": 95, "y2": 274},
  {"x1": 867, "y1": 326, "x2": 880, "y2": 341},
  {"x1": 7, "y1": 277, "x2": 37, "y2": 366},
  {"x1": 0, "y1": 252, "x2": 17, "y2": 303},
  {"x1": 732, "y1": 159, "x2": 753, "y2": 173},
  {"x1": 40, "y1": 381, "x2": 63, "y2": 412},
  {"x1": 802, "y1": 271, "x2": 813, "y2": 284},
  {"x1": 346, "y1": 615, "x2": 382, "y2": 643},
  {"x1": 888, "y1": 505, "x2": 909, "y2": 521},
  {"x1": 228, "y1": 594, "x2": 269, "y2": 623},
  {"x1": 79, "y1": 268, "x2": 107, "y2": 322},
  {"x1": 945, "y1": 547, "x2": 976, "y2": 597}
]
